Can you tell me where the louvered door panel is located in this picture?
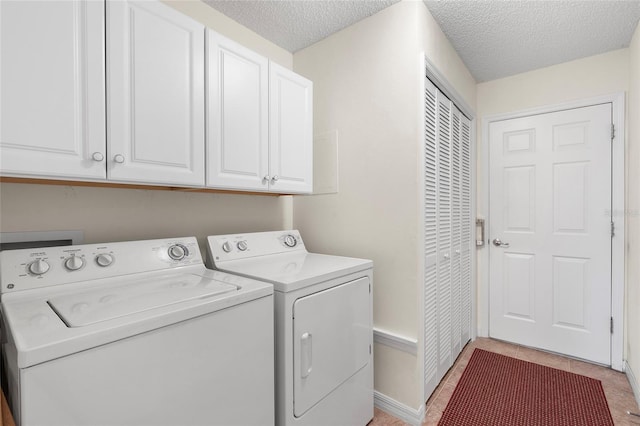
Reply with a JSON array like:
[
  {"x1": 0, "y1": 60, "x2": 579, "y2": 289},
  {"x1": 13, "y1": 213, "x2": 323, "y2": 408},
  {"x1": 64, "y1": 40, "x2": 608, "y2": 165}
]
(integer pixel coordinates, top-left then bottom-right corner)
[
  {"x1": 423, "y1": 78, "x2": 473, "y2": 402},
  {"x1": 460, "y1": 116, "x2": 472, "y2": 343},
  {"x1": 451, "y1": 107, "x2": 462, "y2": 358},
  {"x1": 423, "y1": 79, "x2": 439, "y2": 397},
  {"x1": 436, "y1": 92, "x2": 452, "y2": 376}
]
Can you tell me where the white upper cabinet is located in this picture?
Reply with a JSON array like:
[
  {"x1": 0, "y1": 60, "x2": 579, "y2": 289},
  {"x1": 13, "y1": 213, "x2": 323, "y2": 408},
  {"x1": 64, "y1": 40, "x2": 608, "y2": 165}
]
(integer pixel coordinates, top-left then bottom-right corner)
[
  {"x1": 1, "y1": 1, "x2": 312, "y2": 193},
  {"x1": 0, "y1": 0, "x2": 106, "y2": 180},
  {"x1": 206, "y1": 30, "x2": 269, "y2": 191},
  {"x1": 107, "y1": 0, "x2": 205, "y2": 186},
  {"x1": 269, "y1": 62, "x2": 313, "y2": 194},
  {"x1": 206, "y1": 31, "x2": 313, "y2": 194}
]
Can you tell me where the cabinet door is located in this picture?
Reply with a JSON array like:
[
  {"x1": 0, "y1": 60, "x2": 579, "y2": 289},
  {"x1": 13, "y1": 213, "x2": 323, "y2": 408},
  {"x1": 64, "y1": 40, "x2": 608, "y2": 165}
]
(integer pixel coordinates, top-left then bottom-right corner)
[
  {"x1": 107, "y1": 0, "x2": 205, "y2": 186},
  {"x1": 269, "y1": 62, "x2": 313, "y2": 194},
  {"x1": 0, "y1": 0, "x2": 106, "y2": 180},
  {"x1": 207, "y1": 31, "x2": 269, "y2": 191}
]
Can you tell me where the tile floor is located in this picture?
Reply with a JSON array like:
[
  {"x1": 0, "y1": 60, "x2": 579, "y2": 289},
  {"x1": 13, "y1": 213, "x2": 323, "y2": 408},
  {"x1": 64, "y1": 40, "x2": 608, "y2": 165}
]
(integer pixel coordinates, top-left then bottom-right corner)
[{"x1": 370, "y1": 337, "x2": 640, "y2": 425}]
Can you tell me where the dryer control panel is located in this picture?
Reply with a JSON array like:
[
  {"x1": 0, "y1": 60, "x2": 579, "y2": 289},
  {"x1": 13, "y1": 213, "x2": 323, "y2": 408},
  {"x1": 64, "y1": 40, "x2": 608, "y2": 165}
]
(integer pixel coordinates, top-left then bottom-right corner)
[
  {"x1": 0, "y1": 237, "x2": 202, "y2": 293},
  {"x1": 207, "y1": 230, "x2": 306, "y2": 265}
]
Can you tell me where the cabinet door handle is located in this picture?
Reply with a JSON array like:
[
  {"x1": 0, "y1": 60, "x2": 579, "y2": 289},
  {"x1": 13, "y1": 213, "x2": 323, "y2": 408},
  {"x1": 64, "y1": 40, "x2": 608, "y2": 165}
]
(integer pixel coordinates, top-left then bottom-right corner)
[
  {"x1": 113, "y1": 154, "x2": 125, "y2": 164},
  {"x1": 271, "y1": 175, "x2": 279, "y2": 183},
  {"x1": 263, "y1": 175, "x2": 270, "y2": 183},
  {"x1": 92, "y1": 152, "x2": 104, "y2": 162}
]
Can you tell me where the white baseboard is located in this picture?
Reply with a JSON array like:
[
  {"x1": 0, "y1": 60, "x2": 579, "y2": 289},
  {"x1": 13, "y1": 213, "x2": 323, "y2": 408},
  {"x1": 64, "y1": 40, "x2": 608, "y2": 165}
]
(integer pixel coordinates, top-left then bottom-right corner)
[
  {"x1": 373, "y1": 328, "x2": 418, "y2": 355},
  {"x1": 625, "y1": 361, "x2": 640, "y2": 410},
  {"x1": 374, "y1": 390, "x2": 425, "y2": 426}
]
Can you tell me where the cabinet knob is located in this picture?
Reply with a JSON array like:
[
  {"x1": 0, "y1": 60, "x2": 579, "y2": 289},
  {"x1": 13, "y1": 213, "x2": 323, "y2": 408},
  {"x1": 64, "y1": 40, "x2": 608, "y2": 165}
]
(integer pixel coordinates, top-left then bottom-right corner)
[
  {"x1": 271, "y1": 175, "x2": 279, "y2": 183},
  {"x1": 113, "y1": 154, "x2": 125, "y2": 164},
  {"x1": 92, "y1": 152, "x2": 104, "y2": 162},
  {"x1": 263, "y1": 175, "x2": 270, "y2": 183}
]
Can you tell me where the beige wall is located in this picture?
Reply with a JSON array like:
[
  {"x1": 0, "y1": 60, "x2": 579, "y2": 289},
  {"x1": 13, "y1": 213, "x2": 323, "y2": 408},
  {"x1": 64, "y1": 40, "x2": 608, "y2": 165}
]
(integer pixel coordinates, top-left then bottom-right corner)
[
  {"x1": 0, "y1": 184, "x2": 289, "y2": 255},
  {"x1": 0, "y1": 1, "x2": 294, "y2": 257},
  {"x1": 477, "y1": 48, "x2": 629, "y2": 118},
  {"x1": 292, "y1": 0, "x2": 475, "y2": 409},
  {"x1": 626, "y1": 21, "x2": 640, "y2": 395},
  {"x1": 163, "y1": 0, "x2": 292, "y2": 68},
  {"x1": 476, "y1": 49, "x2": 630, "y2": 335}
]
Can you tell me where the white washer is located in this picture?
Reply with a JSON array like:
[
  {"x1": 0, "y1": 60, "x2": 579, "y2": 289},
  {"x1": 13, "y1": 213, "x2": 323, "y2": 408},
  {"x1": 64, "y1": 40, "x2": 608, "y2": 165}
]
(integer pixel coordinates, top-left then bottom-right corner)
[
  {"x1": 0, "y1": 237, "x2": 274, "y2": 426},
  {"x1": 206, "y1": 230, "x2": 373, "y2": 426}
]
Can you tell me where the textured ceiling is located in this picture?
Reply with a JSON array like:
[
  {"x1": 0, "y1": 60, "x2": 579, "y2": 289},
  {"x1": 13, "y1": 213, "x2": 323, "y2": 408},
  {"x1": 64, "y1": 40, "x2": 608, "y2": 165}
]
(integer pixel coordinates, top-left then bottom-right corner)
[
  {"x1": 202, "y1": 0, "x2": 401, "y2": 52},
  {"x1": 202, "y1": 0, "x2": 640, "y2": 83},
  {"x1": 424, "y1": 0, "x2": 640, "y2": 82}
]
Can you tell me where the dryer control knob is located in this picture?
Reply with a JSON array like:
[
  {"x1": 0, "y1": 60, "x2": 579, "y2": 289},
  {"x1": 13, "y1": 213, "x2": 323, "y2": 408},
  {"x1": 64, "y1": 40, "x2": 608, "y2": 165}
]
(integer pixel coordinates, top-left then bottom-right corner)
[
  {"x1": 237, "y1": 241, "x2": 248, "y2": 251},
  {"x1": 64, "y1": 255, "x2": 84, "y2": 271},
  {"x1": 283, "y1": 234, "x2": 297, "y2": 248},
  {"x1": 28, "y1": 259, "x2": 50, "y2": 275},
  {"x1": 96, "y1": 253, "x2": 114, "y2": 267},
  {"x1": 168, "y1": 244, "x2": 187, "y2": 261},
  {"x1": 222, "y1": 242, "x2": 232, "y2": 253}
]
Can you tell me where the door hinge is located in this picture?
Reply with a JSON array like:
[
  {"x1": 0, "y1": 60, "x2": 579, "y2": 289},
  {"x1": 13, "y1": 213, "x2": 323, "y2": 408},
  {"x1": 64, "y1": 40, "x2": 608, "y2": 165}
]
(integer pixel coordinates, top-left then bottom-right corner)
[
  {"x1": 611, "y1": 317, "x2": 614, "y2": 334},
  {"x1": 369, "y1": 344, "x2": 372, "y2": 355},
  {"x1": 369, "y1": 283, "x2": 371, "y2": 293},
  {"x1": 611, "y1": 221, "x2": 615, "y2": 238},
  {"x1": 611, "y1": 124, "x2": 616, "y2": 140}
]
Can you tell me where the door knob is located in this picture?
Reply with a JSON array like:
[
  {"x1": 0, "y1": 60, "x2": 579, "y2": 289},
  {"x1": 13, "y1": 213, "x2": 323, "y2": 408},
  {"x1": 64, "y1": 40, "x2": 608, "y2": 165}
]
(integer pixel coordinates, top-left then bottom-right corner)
[
  {"x1": 113, "y1": 154, "x2": 125, "y2": 164},
  {"x1": 492, "y1": 238, "x2": 510, "y2": 248}
]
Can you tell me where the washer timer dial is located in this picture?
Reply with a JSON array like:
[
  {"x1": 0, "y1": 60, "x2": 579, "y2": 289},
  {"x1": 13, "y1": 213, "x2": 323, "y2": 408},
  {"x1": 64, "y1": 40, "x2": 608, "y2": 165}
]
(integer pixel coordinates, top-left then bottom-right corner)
[{"x1": 28, "y1": 259, "x2": 50, "y2": 275}]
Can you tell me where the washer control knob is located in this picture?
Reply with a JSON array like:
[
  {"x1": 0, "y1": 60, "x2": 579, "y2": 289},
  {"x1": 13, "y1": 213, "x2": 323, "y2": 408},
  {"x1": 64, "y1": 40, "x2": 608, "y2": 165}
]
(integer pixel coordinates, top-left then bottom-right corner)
[
  {"x1": 237, "y1": 241, "x2": 248, "y2": 251},
  {"x1": 96, "y1": 253, "x2": 114, "y2": 267},
  {"x1": 64, "y1": 255, "x2": 84, "y2": 271},
  {"x1": 222, "y1": 242, "x2": 232, "y2": 253},
  {"x1": 283, "y1": 234, "x2": 297, "y2": 248},
  {"x1": 28, "y1": 259, "x2": 50, "y2": 275},
  {"x1": 168, "y1": 244, "x2": 188, "y2": 261}
]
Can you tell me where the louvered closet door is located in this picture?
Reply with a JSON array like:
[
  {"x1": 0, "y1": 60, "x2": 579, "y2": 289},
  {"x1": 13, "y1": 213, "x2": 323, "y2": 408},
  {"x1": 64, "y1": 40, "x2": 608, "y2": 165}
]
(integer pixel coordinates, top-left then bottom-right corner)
[
  {"x1": 451, "y1": 107, "x2": 462, "y2": 358},
  {"x1": 436, "y1": 90, "x2": 453, "y2": 378},
  {"x1": 460, "y1": 116, "x2": 472, "y2": 344},
  {"x1": 423, "y1": 80, "x2": 439, "y2": 397},
  {"x1": 423, "y1": 78, "x2": 473, "y2": 400}
]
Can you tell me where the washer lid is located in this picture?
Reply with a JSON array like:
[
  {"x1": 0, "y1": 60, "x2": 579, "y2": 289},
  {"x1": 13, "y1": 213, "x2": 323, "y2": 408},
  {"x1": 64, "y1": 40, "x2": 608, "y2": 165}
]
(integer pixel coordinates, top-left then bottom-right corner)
[{"x1": 47, "y1": 273, "x2": 238, "y2": 327}]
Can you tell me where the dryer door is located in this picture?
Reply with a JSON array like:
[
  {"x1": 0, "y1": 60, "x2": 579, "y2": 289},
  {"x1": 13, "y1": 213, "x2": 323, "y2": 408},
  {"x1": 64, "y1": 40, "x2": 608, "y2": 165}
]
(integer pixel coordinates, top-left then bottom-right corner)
[{"x1": 293, "y1": 276, "x2": 371, "y2": 417}]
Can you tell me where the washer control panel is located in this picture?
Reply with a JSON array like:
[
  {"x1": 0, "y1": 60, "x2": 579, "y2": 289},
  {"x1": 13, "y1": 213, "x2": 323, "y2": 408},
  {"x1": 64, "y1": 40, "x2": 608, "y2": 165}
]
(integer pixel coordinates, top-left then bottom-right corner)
[
  {"x1": 206, "y1": 230, "x2": 306, "y2": 266},
  {"x1": 0, "y1": 237, "x2": 202, "y2": 293}
]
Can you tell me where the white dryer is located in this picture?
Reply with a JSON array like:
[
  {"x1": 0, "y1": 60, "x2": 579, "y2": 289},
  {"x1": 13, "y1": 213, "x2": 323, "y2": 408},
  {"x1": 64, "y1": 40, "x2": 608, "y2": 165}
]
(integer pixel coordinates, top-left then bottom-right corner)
[
  {"x1": 206, "y1": 230, "x2": 373, "y2": 426},
  {"x1": 0, "y1": 237, "x2": 274, "y2": 426}
]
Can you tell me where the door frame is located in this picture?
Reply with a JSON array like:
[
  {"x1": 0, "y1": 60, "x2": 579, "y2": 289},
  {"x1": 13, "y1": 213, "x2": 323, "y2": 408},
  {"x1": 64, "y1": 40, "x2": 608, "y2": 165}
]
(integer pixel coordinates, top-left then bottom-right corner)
[{"x1": 478, "y1": 93, "x2": 625, "y2": 371}]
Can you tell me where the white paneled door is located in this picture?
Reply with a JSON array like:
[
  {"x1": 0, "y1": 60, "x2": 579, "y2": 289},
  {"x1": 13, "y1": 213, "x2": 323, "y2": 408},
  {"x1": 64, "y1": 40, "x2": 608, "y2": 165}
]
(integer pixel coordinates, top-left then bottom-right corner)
[{"x1": 489, "y1": 104, "x2": 612, "y2": 365}]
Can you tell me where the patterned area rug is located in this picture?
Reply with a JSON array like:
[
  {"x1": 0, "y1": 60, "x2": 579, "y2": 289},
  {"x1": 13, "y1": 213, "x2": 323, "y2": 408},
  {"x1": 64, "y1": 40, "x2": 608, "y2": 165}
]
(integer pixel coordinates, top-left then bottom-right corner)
[{"x1": 438, "y1": 349, "x2": 614, "y2": 426}]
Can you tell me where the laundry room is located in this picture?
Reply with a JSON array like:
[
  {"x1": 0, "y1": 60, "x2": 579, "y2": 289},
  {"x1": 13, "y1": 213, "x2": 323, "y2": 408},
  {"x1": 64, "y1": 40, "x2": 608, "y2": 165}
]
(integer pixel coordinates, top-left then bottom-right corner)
[{"x1": 1, "y1": 0, "x2": 640, "y2": 425}]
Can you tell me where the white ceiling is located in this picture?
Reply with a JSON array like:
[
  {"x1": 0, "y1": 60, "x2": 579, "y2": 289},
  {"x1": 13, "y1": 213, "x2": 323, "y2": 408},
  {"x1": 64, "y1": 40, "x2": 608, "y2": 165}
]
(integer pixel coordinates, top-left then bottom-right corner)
[
  {"x1": 203, "y1": 0, "x2": 640, "y2": 83},
  {"x1": 202, "y1": 0, "x2": 401, "y2": 52}
]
